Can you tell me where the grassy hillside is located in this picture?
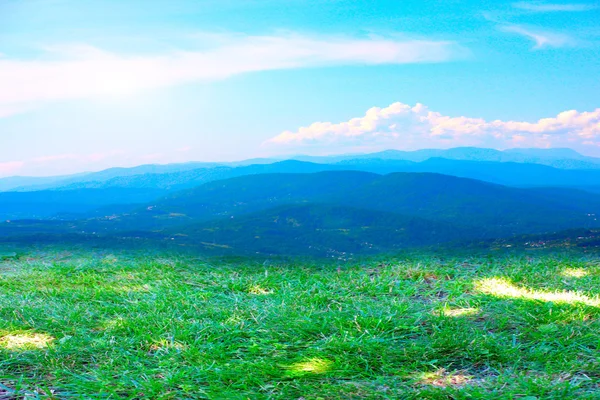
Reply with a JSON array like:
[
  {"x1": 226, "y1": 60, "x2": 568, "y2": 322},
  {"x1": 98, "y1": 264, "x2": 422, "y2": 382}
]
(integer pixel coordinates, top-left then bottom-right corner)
[{"x1": 1, "y1": 250, "x2": 599, "y2": 398}]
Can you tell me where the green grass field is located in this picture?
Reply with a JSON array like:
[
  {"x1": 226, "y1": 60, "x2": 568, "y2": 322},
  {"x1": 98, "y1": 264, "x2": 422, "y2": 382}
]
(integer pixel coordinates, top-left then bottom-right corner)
[{"x1": 1, "y1": 250, "x2": 599, "y2": 399}]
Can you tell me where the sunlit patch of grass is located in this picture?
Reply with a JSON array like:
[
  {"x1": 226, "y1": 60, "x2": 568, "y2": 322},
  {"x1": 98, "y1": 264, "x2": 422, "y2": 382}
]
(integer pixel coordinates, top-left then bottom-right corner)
[
  {"x1": 0, "y1": 332, "x2": 54, "y2": 350},
  {"x1": 562, "y1": 268, "x2": 589, "y2": 278},
  {"x1": 224, "y1": 312, "x2": 245, "y2": 326},
  {"x1": 113, "y1": 283, "x2": 152, "y2": 293},
  {"x1": 98, "y1": 317, "x2": 125, "y2": 331},
  {"x1": 247, "y1": 284, "x2": 273, "y2": 295},
  {"x1": 149, "y1": 338, "x2": 187, "y2": 353},
  {"x1": 439, "y1": 307, "x2": 479, "y2": 317},
  {"x1": 417, "y1": 368, "x2": 474, "y2": 388},
  {"x1": 475, "y1": 277, "x2": 600, "y2": 307},
  {"x1": 285, "y1": 358, "x2": 333, "y2": 376}
]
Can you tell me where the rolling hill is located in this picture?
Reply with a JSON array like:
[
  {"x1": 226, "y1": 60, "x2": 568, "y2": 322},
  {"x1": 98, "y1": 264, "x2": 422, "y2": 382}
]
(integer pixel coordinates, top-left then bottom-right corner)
[
  {"x1": 3, "y1": 169, "x2": 600, "y2": 255},
  {"x1": 4, "y1": 147, "x2": 600, "y2": 194},
  {"x1": 107, "y1": 171, "x2": 600, "y2": 238},
  {"x1": 8, "y1": 157, "x2": 600, "y2": 198},
  {"x1": 167, "y1": 204, "x2": 473, "y2": 256},
  {"x1": 0, "y1": 188, "x2": 167, "y2": 220},
  {"x1": 349, "y1": 158, "x2": 600, "y2": 188},
  {"x1": 293, "y1": 147, "x2": 600, "y2": 169}
]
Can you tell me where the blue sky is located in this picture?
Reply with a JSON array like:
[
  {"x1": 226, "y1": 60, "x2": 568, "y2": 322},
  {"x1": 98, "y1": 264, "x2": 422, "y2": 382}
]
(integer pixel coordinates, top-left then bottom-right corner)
[{"x1": 1, "y1": 0, "x2": 600, "y2": 176}]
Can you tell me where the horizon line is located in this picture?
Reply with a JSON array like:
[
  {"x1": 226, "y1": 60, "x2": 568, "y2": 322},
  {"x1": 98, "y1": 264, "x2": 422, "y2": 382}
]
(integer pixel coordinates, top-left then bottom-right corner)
[{"x1": 0, "y1": 145, "x2": 594, "y2": 180}]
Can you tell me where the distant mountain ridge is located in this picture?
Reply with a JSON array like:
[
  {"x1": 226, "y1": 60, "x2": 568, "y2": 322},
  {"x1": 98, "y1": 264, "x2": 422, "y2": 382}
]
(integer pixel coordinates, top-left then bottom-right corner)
[
  {"x1": 3, "y1": 146, "x2": 600, "y2": 192},
  {"x1": 6, "y1": 156, "x2": 600, "y2": 221},
  {"x1": 3, "y1": 169, "x2": 600, "y2": 255},
  {"x1": 83, "y1": 171, "x2": 600, "y2": 239},
  {"x1": 168, "y1": 204, "x2": 472, "y2": 256},
  {"x1": 290, "y1": 147, "x2": 600, "y2": 168},
  {"x1": 0, "y1": 188, "x2": 167, "y2": 220}
]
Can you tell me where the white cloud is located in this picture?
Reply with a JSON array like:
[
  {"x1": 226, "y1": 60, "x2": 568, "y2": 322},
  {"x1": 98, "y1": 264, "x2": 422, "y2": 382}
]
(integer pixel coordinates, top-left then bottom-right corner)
[
  {"x1": 265, "y1": 101, "x2": 600, "y2": 152},
  {"x1": 501, "y1": 25, "x2": 576, "y2": 49},
  {"x1": 0, "y1": 33, "x2": 466, "y2": 118},
  {"x1": 513, "y1": 2, "x2": 597, "y2": 12}
]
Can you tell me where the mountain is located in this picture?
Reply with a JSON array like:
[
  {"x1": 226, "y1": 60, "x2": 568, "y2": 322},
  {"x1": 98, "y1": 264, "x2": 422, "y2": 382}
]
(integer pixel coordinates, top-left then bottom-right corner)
[
  {"x1": 0, "y1": 161, "x2": 341, "y2": 220},
  {"x1": 58, "y1": 167, "x2": 236, "y2": 190},
  {"x1": 1, "y1": 159, "x2": 276, "y2": 192},
  {"x1": 3, "y1": 170, "x2": 600, "y2": 255},
  {"x1": 338, "y1": 158, "x2": 600, "y2": 188},
  {"x1": 323, "y1": 173, "x2": 600, "y2": 235},
  {"x1": 293, "y1": 147, "x2": 600, "y2": 169},
  {"x1": 167, "y1": 204, "x2": 472, "y2": 256},
  {"x1": 85, "y1": 171, "x2": 378, "y2": 232},
  {"x1": 10, "y1": 157, "x2": 600, "y2": 195},
  {"x1": 111, "y1": 171, "x2": 600, "y2": 238},
  {"x1": 0, "y1": 173, "x2": 91, "y2": 192},
  {"x1": 0, "y1": 188, "x2": 167, "y2": 220},
  {"x1": 4, "y1": 146, "x2": 600, "y2": 193},
  {"x1": 7, "y1": 162, "x2": 224, "y2": 192},
  {"x1": 12, "y1": 161, "x2": 339, "y2": 193},
  {"x1": 7, "y1": 158, "x2": 600, "y2": 221}
]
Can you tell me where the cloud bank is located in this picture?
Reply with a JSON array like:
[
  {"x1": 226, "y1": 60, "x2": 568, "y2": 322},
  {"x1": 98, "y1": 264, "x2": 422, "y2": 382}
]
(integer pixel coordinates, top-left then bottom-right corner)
[
  {"x1": 265, "y1": 102, "x2": 600, "y2": 153},
  {"x1": 0, "y1": 33, "x2": 466, "y2": 118}
]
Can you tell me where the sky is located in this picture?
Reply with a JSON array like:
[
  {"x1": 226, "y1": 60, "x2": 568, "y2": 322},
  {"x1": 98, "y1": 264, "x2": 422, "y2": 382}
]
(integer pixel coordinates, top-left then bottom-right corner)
[{"x1": 1, "y1": 0, "x2": 600, "y2": 177}]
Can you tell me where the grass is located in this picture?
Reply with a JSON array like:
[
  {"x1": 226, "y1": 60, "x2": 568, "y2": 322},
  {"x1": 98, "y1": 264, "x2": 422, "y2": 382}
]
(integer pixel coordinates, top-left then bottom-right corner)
[{"x1": 0, "y1": 250, "x2": 599, "y2": 399}]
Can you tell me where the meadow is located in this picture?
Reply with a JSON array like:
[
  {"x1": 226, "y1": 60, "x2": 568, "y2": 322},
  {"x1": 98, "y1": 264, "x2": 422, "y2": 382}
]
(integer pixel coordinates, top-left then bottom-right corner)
[{"x1": 1, "y1": 249, "x2": 599, "y2": 399}]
